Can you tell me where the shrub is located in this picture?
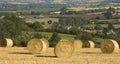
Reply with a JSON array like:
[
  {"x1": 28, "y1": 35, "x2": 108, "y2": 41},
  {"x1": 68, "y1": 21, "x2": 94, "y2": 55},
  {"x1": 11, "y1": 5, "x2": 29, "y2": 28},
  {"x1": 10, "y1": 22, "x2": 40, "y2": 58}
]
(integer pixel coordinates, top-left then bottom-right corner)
[{"x1": 49, "y1": 32, "x2": 61, "y2": 47}]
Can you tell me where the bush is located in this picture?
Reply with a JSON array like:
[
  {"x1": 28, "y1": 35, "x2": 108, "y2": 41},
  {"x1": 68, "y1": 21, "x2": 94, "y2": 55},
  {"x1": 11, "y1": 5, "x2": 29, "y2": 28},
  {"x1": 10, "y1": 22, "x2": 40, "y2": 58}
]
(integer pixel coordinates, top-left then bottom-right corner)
[
  {"x1": 34, "y1": 33, "x2": 43, "y2": 38},
  {"x1": 75, "y1": 32, "x2": 93, "y2": 41},
  {"x1": 49, "y1": 32, "x2": 61, "y2": 47},
  {"x1": 29, "y1": 21, "x2": 43, "y2": 32},
  {"x1": 34, "y1": 33, "x2": 48, "y2": 39}
]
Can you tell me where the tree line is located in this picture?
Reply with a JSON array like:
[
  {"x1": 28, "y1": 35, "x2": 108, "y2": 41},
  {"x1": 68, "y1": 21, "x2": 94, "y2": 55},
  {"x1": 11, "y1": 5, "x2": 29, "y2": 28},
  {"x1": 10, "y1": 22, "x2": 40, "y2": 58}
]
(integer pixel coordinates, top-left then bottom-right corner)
[{"x1": 1, "y1": 15, "x2": 120, "y2": 47}]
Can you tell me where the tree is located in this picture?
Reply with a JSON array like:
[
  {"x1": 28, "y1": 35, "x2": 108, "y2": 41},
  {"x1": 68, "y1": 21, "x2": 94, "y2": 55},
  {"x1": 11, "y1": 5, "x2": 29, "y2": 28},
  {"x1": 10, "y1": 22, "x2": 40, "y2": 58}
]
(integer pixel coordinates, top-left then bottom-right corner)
[
  {"x1": 34, "y1": 33, "x2": 43, "y2": 38},
  {"x1": 34, "y1": 33, "x2": 48, "y2": 39},
  {"x1": 49, "y1": 32, "x2": 61, "y2": 47},
  {"x1": 69, "y1": 27, "x2": 80, "y2": 34},
  {"x1": 107, "y1": 7, "x2": 115, "y2": 14},
  {"x1": 108, "y1": 23, "x2": 114, "y2": 30},
  {"x1": 1, "y1": 15, "x2": 26, "y2": 37},
  {"x1": 47, "y1": 20, "x2": 52, "y2": 24},
  {"x1": 81, "y1": 33, "x2": 93, "y2": 41},
  {"x1": 30, "y1": 21, "x2": 43, "y2": 31},
  {"x1": 94, "y1": 24, "x2": 103, "y2": 30},
  {"x1": 41, "y1": 22, "x2": 45, "y2": 25},
  {"x1": 104, "y1": 7, "x2": 115, "y2": 19},
  {"x1": 104, "y1": 11, "x2": 112, "y2": 19},
  {"x1": 60, "y1": 7, "x2": 67, "y2": 14},
  {"x1": 95, "y1": 16, "x2": 100, "y2": 19},
  {"x1": 75, "y1": 32, "x2": 93, "y2": 41}
]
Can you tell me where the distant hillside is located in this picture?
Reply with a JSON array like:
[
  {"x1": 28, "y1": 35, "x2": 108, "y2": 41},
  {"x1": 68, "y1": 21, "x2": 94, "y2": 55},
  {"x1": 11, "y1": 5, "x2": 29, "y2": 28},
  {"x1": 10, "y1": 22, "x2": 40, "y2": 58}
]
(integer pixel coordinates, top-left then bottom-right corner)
[
  {"x1": 100, "y1": 0, "x2": 120, "y2": 6},
  {"x1": 0, "y1": 0, "x2": 103, "y2": 4},
  {"x1": 104, "y1": 0, "x2": 120, "y2": 3},
  {"x1": 0, "y1": 0, "x2": 119, "y2": 6}
]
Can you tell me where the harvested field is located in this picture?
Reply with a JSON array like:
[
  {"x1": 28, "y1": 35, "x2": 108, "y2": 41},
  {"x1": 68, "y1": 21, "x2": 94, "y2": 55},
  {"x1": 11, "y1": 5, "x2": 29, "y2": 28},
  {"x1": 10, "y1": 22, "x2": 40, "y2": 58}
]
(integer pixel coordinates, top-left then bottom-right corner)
[{"x1": 0, "y1": 47, "x2": 120, "y2": 64}]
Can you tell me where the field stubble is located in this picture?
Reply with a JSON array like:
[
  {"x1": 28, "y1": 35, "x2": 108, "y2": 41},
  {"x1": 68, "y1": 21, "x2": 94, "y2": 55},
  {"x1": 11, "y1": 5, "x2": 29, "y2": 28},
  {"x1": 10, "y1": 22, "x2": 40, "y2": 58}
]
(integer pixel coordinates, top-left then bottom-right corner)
[{"x1": 0, "y1": 47, "x2": 120, "y2": 64}]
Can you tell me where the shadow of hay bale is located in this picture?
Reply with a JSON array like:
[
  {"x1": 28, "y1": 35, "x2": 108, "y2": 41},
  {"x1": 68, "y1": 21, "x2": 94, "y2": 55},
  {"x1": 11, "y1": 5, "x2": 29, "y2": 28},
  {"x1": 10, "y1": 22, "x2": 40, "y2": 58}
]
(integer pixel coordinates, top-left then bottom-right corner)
[
  {"x1": 81, "y1": 52, "x2": 102, "y2": 54},
  {"x1": 35, "y1": 55, "x2": 57, "y2": 58},
  {"x1": 8, "y1": 52, "x2": 32, "y2": 55}
]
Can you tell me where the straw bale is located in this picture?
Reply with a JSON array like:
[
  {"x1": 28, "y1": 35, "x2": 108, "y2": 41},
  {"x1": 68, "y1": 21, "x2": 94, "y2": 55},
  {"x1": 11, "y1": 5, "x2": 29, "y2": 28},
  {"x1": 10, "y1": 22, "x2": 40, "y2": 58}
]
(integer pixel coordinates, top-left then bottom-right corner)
[
  {"x1": 83, "y1": 41, "x2": 94, "y2": 48},
  {"x1": 27, "y1": 38, "x2": 43, "y2": 54},
  {"x1": 39, "y1": 38, "x2": 49, "y2": 55},
  {"x1": 0, "y1": 38, "x2": 13, "y2": 47},
  {"x1": 100, "y1": 39, "x2": 119, "y2": 53},
  {"x1": 73, "y1": 40, "x2": 83, "y2": 52},
  {"x1": 54, "y1": 39, "x2": 74, "y2": 58},
  {"x1": 40, "y1": 38, "x2": 49, "y2": 48}
]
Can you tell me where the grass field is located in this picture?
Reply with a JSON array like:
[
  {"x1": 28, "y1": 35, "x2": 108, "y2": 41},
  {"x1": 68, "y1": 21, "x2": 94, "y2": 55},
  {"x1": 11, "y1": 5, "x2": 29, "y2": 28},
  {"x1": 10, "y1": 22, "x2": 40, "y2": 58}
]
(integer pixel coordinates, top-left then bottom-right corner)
[
  {"x1": 26, "y1": 32, "x2": 75, "y2": 42},
  {"x1": 39, "y1": 32, "x2": 75, "y2": 42},
  {"x1": 98, "y1": 19, "x2": 118, "y2": 22},
  {"x1": 83, "y1": 24, "x2": 120, "y2": 28},
  {"x1": 17, "y1": 8, "x2": 60, "y2": 14},
  {"x1": 0, "y1": 11, "x2": 16, "y2": 13},
  {"x1": 25, "y1": 17, "x2": 59, "y2": 28},
  {"x1": 25, "y1": 18, "x2": 58, "y2": 23},
  {"x1": 0, "y1": 47, "x2": 120, "y2": 64},
  {"x1": 25, "y1": 17, "x2": 120, "y2": 30}
]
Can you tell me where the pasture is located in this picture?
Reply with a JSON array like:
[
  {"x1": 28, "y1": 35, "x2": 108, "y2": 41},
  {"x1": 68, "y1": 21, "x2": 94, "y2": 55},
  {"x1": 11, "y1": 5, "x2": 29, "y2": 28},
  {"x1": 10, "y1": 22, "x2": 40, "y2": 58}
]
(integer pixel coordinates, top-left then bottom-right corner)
[
  {"x1": 25, "y1": 17, "x2": 59, "y2": 28},
  {"x1": 39, "y1": 32, "x2": 75, "y2": 42},
  {"x1": 25, "y1": 18, "x2": 58, "y2": 23}
]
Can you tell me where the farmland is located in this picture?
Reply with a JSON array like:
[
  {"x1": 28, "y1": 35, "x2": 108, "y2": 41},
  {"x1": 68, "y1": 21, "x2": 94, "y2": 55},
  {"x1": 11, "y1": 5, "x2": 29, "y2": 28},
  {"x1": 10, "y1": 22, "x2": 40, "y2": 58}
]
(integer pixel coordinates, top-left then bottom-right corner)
[
  {"x1": 0, "y1": 2, "x2": 120, "y2": 64},
  {"x1": 25, "y1": 16, "x2": 120, "y2": 29},
  {"x1": 25, "y1": 17, "x2": 59, "y2": 28},
  {"x1": 67, "y1": 6, "x2": 120, "y2": 11},
  {"x1": 25, "y1": 18, "x2": 58, "y2": 23},
  {"x1": 39, "y1": 32, "x2": 75, "y2": 42},
  {"x1": 82, "y1": 24, "x2": 120, "y2": 29},
  {"x1": 0, "y1": 47, "x2": 120, "y2": 64}
]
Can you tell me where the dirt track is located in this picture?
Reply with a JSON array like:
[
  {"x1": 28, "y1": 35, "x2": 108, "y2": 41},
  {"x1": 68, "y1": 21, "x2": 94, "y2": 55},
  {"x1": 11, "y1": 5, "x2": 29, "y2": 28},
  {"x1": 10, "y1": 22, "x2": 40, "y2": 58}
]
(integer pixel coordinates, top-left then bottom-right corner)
[{"x1": 0, "y1": 47, "x2": 120, "y2": 64}]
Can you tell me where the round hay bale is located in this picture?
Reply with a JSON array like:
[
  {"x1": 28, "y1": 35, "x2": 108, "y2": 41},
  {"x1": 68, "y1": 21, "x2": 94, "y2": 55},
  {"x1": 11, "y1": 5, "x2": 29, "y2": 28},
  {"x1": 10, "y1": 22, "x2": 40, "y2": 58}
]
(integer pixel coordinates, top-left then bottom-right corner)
[
  {"x1": 83, "y1": 41, "x2": 94, "y2": 48},
  {"x1": 100, "y1": 39, "x2": 119, "y2": 53},
  {"x1": 27, "y1": 38, "x2": 43, "y2": 54},
  {"x1": 0, "y1": 38, "x2": 13, "y2": 47},
  {"x1": 40, "y1": 38, "x2": 49, "y2": 55},
  {"x1": 54, "y1": 39, "x2": 74, "y2": 58},
  {"x1": 40, "y1": 38, "x2": 49, "y2": 48},
  {"x1": 73, "y1": 40, "x2": 83, "y2": 51}
]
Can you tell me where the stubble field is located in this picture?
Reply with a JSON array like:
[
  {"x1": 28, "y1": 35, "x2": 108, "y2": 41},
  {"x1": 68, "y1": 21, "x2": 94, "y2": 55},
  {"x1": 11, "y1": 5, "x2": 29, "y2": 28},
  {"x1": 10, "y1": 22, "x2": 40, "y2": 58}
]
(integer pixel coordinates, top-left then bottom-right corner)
[{"x1": 0, "y1": 47, "x2": 120, "y2": 64}]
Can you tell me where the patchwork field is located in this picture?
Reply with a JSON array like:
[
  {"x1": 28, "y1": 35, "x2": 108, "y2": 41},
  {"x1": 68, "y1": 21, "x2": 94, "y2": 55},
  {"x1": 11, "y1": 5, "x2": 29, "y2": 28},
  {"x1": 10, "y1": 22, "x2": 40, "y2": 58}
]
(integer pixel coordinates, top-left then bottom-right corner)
[{"x1": 0, "y1": 47, "x2": 120, "y2": 64}]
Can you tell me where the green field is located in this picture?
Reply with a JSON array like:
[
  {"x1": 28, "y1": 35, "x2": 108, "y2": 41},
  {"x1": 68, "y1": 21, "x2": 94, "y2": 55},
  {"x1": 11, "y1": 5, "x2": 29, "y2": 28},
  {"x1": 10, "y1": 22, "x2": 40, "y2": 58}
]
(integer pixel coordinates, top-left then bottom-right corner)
[
  {"x1": 83, "y1": 24, "x2": 120, "y2": 28},
  {"x1": 0, "y1": 11, "x2": 16, "y2": 13},
  {"x1": 17, "y1": 8, "x2": 60, "y2": 13},
  {"x1": 25, "y1": 17, "x2": 59, "y2": 28},
  {"x1": 25, "y1": 17, "x2": 58, "y2": 23},
  {"x1": 39, "y1": 32, "x2": 75, "y2": 42},
  {"x1": 25, "y1": 17, "x2": 120, "y2": 29},
  {"x1": 98, "y1": 19, "x2": 118, "y2": 22},
  {"x1": 23, "y1": 31, "x2": 75, "y2": 42},
  {"x1": 83, "y1": 19, "x2": 120, "y2": 28}
]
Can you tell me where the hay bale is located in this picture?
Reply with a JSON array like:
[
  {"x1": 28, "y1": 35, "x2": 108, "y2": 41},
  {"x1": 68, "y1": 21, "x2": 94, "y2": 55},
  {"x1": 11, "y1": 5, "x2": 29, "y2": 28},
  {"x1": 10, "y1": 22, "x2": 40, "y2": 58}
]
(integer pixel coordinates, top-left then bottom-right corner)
[
  {"x1": 54, "y1": 39, "x2": 74, "y2": 58},
  {"x1": 27, "y1": 38, "x2": 43, "y2": 54},
  {"x1": 83, "y1": 41, "x2": 94, "y2": 48},
  {"x1": 40, "y1": 38, "x2": 49, "y2": 48},
  {"x1": 0, "y1": 38, "x2": 13, "y2": 47},
  {"x1": 73, "y1": 40, "x2": 82, "y2": 52},
  {"x1": 40, "y1": 38, "x2": 49, "y2": 55},
  {"x1": 100, "y1": 39, "x2": 119, "y2": 53}
]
